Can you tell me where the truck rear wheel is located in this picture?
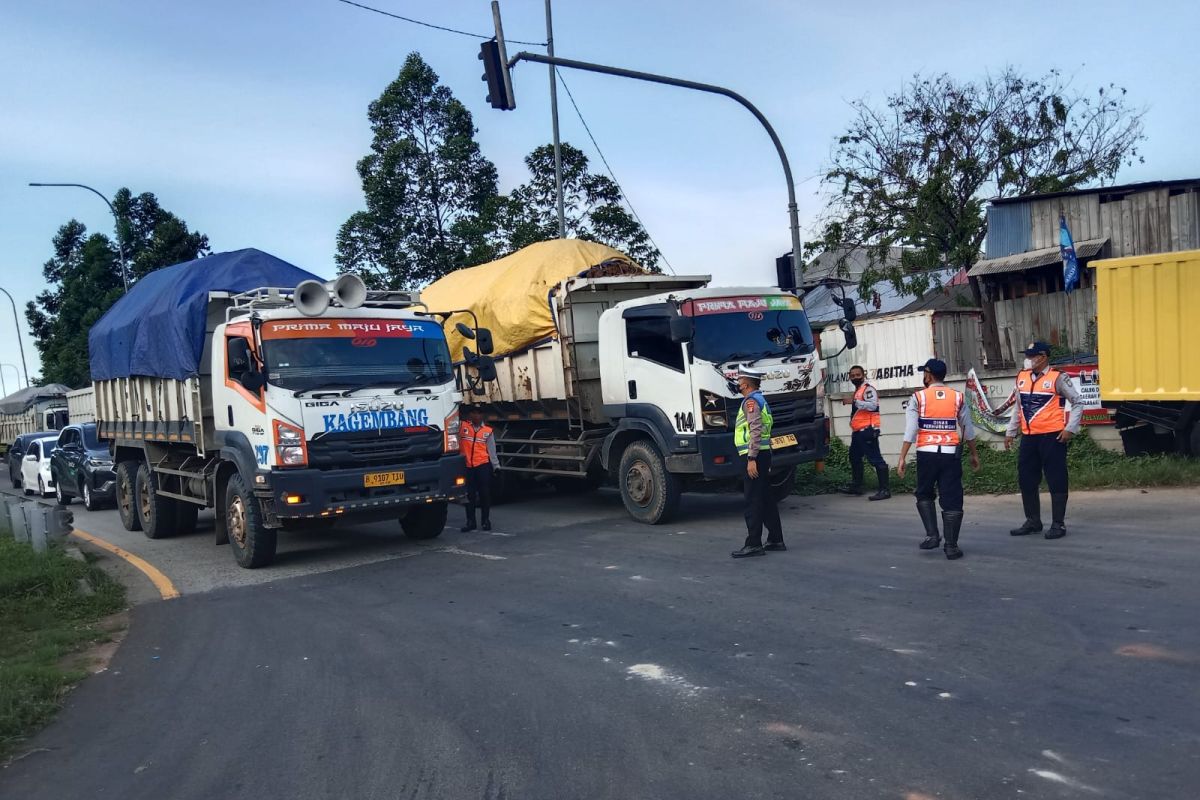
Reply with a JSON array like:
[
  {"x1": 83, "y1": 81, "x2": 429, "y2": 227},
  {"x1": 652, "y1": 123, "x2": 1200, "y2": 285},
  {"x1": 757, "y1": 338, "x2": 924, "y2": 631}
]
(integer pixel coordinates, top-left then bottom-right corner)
[
  {"x1": 618, "y1": 440, "x2": 681, "y2": 525},
  {"x1": 116, "y1": 461, "x2": 142, "y2": 532},
  {"x1": 137, "y1": 463, "x2": 180, "y2": 540},
  {"x1": 401, "y1": 502, "x2": 447, "y2": 540},
  {"x1": 769, "y1": 465, "x2": 796, "y2": 503},
  {"x1": 225, "y1": 473, "x2": 276, "y2": 568}
]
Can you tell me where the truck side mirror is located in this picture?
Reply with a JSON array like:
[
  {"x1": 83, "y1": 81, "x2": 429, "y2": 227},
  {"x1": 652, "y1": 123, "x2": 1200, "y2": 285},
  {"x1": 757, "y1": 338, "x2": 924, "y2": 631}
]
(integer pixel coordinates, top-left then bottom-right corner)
[
  {"x1": 455, "y1": 322, "x2": 476, "y2": 340},
  {"x1": 840, "y1": 297, "x2": 858, "y2": 323},
  {"x1": 475, "y1": 327, "x2": 495, "y2": 356},
  {"x1": 475, "y1": 355, "x2": 498, "y2": 383},
  {"x1": 668, "y1": 315, "x2": 692, "y2": 344},
  {"x1": 839, "y1": 319, "x2": 858, "y2": 350}
]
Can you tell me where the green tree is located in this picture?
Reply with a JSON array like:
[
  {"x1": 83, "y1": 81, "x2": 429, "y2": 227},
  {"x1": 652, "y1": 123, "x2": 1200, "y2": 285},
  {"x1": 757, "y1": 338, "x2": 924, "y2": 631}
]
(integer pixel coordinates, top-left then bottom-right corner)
[
  {"x1": 26, "y1": 192, "x2": 209, "y2": 388},
  {"x1": 498, "y1": 143, "x2": 661, "y2": 271},
  {"x1": 337, "y1": 52, "x2": 500, "y2": 289},
  {"x1": 813, "y1": 68, "x2": 1145, "y2": 298}
]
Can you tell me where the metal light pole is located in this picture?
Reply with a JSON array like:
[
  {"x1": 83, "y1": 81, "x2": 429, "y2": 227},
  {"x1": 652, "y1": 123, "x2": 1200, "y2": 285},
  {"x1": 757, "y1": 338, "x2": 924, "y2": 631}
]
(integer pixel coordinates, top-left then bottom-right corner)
[
  {"x1": 545, "y1": 0, "x2": 566, "y2": 238},
  {"x1": 0, "y1": 363, "x2": 22, "y2": 396},
  {"x1": 29, "y1": 182, "x2": 130, "y2": 292},
  {"x1": 506, "y1": 52, "x2": 805, "y2": 285},
  {"x1": 0, "y1": 286, "x2": 31, "y2": 388}
]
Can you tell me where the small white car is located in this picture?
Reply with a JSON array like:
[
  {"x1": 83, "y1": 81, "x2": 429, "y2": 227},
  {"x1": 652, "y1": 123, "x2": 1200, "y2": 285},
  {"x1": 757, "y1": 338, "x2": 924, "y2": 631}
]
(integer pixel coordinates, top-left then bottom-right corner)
[{"x1": 21, "y1": 436, "x2": 59, "y2": 497}]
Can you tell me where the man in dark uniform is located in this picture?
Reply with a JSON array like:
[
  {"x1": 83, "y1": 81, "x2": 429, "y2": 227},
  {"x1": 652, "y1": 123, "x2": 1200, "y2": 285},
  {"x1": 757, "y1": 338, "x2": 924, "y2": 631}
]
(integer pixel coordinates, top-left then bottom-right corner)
[
  {"x1": 896, "y1": 359, "x2": 980, "y2": 560},
  {"x1": 730, "y1": 366, "x2": 785, "y2": 559},
  {"x1": 841, "y1": 364, "x2": 891, "y2": 500},
  {"x1": 1006, "y1": 341, "x2": 1084, "y2": 539}
]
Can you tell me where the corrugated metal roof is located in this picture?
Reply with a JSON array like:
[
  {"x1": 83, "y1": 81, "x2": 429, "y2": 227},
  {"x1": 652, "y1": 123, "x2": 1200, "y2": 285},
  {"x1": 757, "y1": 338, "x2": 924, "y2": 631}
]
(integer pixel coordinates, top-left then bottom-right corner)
[
  {"x1": 801, "y1": 246, "x2": 909, "y2": 288},
  {"x1": 985, "y1": 202, "x2": 1032, "y2": 258},
  {"x1": 967, "y1": 237, "x2": 1108, "y2": 278},
  {"x1": 989, "y1": 179, "x2": 1200, "y2": 206}
]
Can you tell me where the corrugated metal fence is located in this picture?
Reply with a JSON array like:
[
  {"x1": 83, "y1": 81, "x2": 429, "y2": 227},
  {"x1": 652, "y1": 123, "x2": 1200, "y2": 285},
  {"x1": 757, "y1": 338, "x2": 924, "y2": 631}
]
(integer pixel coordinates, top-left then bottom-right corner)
[{"x1": 993, "y1": 287, "x2": 1096, "y2": 364}]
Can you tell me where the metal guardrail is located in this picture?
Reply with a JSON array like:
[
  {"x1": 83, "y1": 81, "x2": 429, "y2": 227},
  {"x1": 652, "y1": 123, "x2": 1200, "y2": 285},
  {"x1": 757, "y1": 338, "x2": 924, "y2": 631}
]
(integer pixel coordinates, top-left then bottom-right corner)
[{"x1": 0, "y1": 494, "x2": 73, "y2": 553}]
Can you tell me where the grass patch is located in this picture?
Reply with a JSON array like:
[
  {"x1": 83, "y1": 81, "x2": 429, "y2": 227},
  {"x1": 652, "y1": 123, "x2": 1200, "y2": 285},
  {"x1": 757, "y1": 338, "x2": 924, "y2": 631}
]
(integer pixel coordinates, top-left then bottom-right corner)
[
  {"x1": 796, "y1": 430, "x2": 1200, "y2": 496},
  {"x1": 0, "y1": 535, "x2": 125, "y2": 759}
]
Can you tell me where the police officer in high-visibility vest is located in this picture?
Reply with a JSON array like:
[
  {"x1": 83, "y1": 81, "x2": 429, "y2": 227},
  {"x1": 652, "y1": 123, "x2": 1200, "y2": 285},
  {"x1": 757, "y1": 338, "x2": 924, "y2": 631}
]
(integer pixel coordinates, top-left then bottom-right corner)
[
  {"x1": 840, "y1": 365, "x2": 891, "y2": 500},
  {"x1": 730, "y1": 366, "x2": 785, "y2": 559},
  {"x1": 1005, "y1": 341, "x2": 1084, "y2": 539},
  {"x1": 459, "y1": 406, "x2": 499, "y2": 532},
  {"x1": 896, "y1": 359, "x2": 980, "y2": 560}
]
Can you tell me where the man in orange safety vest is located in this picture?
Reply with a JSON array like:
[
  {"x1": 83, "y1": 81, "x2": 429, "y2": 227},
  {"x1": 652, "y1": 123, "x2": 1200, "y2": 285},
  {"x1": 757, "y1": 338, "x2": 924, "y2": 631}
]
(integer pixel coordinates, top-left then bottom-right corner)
[{"x1": 460, "y1": 406, "x2": 499, "y2": 532}]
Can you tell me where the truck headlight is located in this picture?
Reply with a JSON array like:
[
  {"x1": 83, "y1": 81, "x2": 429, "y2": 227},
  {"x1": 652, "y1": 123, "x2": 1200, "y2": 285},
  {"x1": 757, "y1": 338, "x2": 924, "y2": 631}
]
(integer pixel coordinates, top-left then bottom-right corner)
[
  {"x1": 273, "y1": 420, "x2": 308, "y2": 467},
  {"x1": 443, "y1": 410, "x2": 460, "y2": 453}
]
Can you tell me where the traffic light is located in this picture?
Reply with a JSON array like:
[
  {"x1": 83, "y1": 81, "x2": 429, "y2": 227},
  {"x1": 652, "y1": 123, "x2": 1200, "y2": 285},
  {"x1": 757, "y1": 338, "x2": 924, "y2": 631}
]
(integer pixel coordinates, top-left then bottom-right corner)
[
  {"x1": 775, "y1": 251, "x2": 797, "y2": 290},
  {"x1": 479, "y1": 39, "x2": 516, "y2": 110}
]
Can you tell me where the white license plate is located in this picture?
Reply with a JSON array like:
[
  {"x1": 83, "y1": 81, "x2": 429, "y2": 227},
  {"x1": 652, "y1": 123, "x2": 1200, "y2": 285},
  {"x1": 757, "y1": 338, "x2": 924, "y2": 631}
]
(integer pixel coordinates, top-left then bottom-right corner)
[{"x1": 771, "y1": 433, "x2": 798, "y2": 449}]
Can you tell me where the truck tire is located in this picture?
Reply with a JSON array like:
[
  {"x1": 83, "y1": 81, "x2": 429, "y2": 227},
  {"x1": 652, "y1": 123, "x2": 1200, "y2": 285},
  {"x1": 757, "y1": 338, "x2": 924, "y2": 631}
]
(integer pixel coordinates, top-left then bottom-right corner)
[
  {"x1": 137, "y1": 463, "x2": 180, "y2": 540},
  {"x1": 618, "y1": 440, "x2": 681, "y2": 525},
  {"x1": 400, "y1": 502, "x2": 447, "y2": 540},
  {"x1": 55, "y1": 474, "x2": 74, "y2": 506},
  {"x1": 769, "y1": 465, "x2": 796, "y2": 503},
  {"x1": 115, "y1": 462, "x2": 142, "y2": 531},
  {"x1": 225, "y1": 473, "x2": 276, "y2": 568}
]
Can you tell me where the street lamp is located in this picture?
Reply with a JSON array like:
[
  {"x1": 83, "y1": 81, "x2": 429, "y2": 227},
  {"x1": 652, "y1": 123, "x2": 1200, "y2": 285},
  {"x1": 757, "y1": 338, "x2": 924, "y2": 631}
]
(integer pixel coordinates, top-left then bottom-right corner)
[
  {"x1": 29, "y1": 182, "x2": 130, "y2": 292},
  {"x1": 0, "y1": 286, "x2": 31, "y2": 388},
  {"x1": 0, "y1": 363, "x2": 21, "y2": 397}
]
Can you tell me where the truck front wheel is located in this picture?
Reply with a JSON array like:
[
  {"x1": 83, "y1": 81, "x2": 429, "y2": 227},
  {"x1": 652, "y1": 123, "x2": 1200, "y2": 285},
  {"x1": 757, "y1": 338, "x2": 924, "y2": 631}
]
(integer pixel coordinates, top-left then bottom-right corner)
[
  {"x1": 137, "y1": 463, "x2": 181, "y2": 540},
  {"x1": 225, "y1": 474, "x2": 276, "y2": 568},
  {"x1": 116, "y1": 462, "x2": 142, "y2": 532},
  {"x1": 618, "y1": 440, "x2": 681, "y2": 525},
  {"x1": 400, "y1": 502, "x2": 447, "y2": 540}
]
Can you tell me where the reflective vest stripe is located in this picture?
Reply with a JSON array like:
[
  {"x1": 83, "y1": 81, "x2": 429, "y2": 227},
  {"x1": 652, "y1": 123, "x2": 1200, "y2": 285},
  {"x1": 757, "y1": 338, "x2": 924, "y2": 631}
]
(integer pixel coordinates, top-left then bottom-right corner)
[
  {"x1": 850, "y1": 383, "x2": 881, "y2": 431},
  {"x1": 914, "y1": 387, "x2": 962, "y2": 448},
  {"x1": 734, "y1": 391, "x2": 774, "y2": 456},
  {"x1": 1016, "y1": 369, "x2": 1066, "y2": 435}
]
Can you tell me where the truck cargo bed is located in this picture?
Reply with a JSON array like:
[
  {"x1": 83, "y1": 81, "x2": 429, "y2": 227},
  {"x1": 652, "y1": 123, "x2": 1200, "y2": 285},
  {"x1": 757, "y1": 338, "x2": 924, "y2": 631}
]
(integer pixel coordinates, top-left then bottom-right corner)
[{"x1": 95, "y1": 376, "x2": 210, "y2": 452}]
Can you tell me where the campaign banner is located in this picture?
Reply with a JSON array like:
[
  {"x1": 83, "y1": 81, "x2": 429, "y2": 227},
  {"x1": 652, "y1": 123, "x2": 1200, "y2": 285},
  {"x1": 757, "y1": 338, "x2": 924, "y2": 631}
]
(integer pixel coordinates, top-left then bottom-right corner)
[
  {"x1": 964, "y1": 365, "x2": 1112, "y2": 432},
  {"x1": 1058, "y1": 364, "x2": 1113, "y2": 425}
]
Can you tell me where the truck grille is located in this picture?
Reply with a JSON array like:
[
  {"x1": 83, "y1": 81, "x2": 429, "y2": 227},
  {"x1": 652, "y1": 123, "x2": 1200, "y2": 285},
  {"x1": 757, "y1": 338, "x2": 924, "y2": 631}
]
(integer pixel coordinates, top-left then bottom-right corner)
[
  {"x1": 307, "y1": 429, "x2": 444, "y2": 470},
  {"x1": 725, "y1": 391, "x2": 817, "y2": 428}
]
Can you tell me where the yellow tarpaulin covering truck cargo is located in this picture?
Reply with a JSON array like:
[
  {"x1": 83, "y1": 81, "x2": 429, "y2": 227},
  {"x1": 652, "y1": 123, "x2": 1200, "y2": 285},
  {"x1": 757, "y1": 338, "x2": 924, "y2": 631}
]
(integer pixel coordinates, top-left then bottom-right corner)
[
  {"x1": 1090, "y1": 248, "x2": 1200, "y2": 456},
  {"x1": 422, "y1": 239, "x2": 643, "y2": 361}
]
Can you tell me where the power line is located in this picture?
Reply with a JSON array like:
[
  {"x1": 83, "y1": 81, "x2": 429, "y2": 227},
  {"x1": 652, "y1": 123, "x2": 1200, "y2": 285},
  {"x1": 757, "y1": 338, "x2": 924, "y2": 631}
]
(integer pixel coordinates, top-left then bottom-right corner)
[
  {"x1": 334, "y1": 0, "x2": 546, "y2": 46},
  {"x1": 554, "y1": 68, "x2": 676, "y2": 275}
]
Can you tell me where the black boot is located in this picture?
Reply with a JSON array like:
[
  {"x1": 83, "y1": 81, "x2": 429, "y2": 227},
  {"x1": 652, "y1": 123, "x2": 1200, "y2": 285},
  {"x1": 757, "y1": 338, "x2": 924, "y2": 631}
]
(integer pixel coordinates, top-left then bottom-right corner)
[
  {"x1": 461, "y1": 508, "x2": 477, "y2": 532},
  {"x1": 1045, "y1": 493, "x2": 1068, "y2": 539},
  {"x1": 1009, "y1": 490, "x2": 1043, "y2": 536},
  {"x1": 839, "y1": 484, "x2": 863, "y2": 496},
  {"x1": 942, "y1": 510, "x2": 964, "y2": 560},
  {"x1": 917, "y1": 500, "x2": 940, "y2": 549},
  {"x1": 869, "y1": 465, "x2": 891, "y2": 501}
]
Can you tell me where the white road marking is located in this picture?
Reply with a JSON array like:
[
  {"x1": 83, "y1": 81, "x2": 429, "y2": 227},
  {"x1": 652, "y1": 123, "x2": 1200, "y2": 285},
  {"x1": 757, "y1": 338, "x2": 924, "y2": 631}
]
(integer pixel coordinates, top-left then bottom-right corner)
[
  {"x1": 626, "y1": 663, "x2": 704, "y2": 696},
  {"x1": 433, "y1": 546, "x2": 506, "y2": 561},
  {"x1": 1027, "y1": 769, "x2": 1099, "y2": 793}
]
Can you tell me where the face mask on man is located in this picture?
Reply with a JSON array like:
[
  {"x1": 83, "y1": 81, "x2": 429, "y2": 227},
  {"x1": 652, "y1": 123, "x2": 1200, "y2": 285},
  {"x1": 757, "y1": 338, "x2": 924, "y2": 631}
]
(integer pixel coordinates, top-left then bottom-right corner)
[
  {"x1": 1023, "y1": 358, "x2": 1033, "y2": 370},
  {"x1": 850, "y1": 377, "x2": 864, "y2": 388}
]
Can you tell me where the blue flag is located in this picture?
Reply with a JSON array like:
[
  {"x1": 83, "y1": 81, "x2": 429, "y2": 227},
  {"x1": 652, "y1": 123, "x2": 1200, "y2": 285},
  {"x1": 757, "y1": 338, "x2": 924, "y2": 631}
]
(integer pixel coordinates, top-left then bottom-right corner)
[{"x1": 1060, "y1": 214, "x2": 1080, "y2": 294}]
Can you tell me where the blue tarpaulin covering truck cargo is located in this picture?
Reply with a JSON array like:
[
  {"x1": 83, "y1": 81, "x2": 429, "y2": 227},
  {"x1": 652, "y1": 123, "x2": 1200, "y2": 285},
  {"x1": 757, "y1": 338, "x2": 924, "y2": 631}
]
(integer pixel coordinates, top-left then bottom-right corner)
[{"x1": 87, "y1": 248, "x2": 467, "y2": 568}]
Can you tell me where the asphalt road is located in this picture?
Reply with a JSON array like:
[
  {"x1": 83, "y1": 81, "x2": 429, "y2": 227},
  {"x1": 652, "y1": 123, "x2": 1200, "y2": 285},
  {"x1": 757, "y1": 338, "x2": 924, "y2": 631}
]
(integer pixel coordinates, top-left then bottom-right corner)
[{"x1": 3, "y1": 485, "x2": 1199, "y2": 799}]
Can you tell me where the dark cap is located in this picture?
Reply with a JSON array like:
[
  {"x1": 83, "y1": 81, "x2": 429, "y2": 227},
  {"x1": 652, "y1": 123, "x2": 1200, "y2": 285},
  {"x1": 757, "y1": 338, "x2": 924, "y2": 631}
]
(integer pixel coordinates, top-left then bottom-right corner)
[
  {"x1": 1023, "y1": 341, "x2": 1051, "y2": 356},
  {"x1": 920, "y1": 358, "x2": 947, "y2": 376}
]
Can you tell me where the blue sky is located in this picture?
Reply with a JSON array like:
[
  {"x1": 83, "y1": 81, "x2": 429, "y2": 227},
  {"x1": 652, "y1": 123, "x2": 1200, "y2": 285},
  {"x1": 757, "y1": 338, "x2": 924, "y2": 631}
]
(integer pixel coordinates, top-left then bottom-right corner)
[{"x1": 2, "y1": 0, "x2": 1196, "y2": 381}]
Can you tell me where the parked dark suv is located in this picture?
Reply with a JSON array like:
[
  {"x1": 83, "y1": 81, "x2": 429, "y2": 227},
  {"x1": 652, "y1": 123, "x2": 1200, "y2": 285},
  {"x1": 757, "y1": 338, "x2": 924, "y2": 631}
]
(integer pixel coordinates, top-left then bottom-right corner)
[
  {"x1": 7, "y1": 430, "x2": 58, "y2": 489},
  {"x1": 50, "y1": 423, "x2": 116, "y2": 511}
]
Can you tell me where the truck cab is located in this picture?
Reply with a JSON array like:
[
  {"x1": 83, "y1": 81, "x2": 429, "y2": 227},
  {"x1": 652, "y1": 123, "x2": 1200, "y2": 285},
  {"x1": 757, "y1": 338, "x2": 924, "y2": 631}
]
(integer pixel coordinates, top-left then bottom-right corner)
[{"x1": 599, "y1": 288, "x2": 827, "y2": 511}]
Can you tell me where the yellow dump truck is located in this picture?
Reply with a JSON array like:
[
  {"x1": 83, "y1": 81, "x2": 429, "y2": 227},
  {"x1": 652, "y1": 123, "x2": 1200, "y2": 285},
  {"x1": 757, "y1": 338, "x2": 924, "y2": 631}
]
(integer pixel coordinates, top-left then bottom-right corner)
[{"x1": 1090, "y1": 249, "x2": 1200, "y2": 455}]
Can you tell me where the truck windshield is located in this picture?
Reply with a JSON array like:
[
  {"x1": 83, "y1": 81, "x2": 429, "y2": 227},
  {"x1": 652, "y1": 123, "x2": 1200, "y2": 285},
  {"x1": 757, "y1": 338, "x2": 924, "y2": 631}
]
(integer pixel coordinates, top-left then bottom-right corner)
[
  {"x1": 260, "y1": 318, "x2": 452, "y2": 393},
  {"x1": 683, "y1": 294, "x2": 815, "y2": 364}
]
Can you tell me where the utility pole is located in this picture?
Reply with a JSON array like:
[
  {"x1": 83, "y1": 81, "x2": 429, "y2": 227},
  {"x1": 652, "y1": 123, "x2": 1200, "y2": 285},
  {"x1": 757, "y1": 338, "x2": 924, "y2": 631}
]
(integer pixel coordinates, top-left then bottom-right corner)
[{"x1": 545, "y1": 0, "x2": 566, "y2": 239}]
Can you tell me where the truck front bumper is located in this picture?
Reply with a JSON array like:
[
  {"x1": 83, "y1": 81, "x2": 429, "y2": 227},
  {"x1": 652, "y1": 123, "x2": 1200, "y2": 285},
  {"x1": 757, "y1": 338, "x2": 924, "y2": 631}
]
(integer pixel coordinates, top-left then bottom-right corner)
[
  {"x1": 676, "y1": 418, "x2": 828, "y2": 480},
  {"x1": 264, "y1": 454, "x2": 468, "y2": 519}
]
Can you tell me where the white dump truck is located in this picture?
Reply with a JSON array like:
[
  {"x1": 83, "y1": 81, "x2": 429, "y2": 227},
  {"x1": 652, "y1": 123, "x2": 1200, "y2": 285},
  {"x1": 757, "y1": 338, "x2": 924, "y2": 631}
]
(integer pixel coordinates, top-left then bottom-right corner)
[
  {"x1": 425, "y1": 240, "x2": 849, "y2": 524},
  {"x1": 88, "y1": 249, "x2": 469, "y2": 567}
]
